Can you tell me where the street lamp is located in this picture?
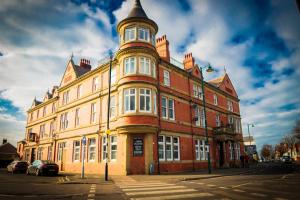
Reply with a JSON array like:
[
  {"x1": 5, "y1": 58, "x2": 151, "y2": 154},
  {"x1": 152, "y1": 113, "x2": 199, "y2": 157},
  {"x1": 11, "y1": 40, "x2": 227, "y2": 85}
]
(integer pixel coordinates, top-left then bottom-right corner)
[
  {"x1": 199, "y1": 63, "x2": 215, "y2": 174},
  {"x1": 105, "y1": 50, "x2": 113, "y2": 181},
  {"x1": 247, "y1": 123, "x2": 255, "y2": 146}
]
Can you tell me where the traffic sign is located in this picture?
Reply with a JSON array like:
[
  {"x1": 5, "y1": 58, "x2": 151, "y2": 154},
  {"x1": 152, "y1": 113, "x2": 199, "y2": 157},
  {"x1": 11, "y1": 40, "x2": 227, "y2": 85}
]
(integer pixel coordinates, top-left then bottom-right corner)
[
  {"x1": 106, "y1": 129, "x2": 111, "y2": 135},
  {"x1": 82, "y1": 136, "x2": 86, "y2": 145}
]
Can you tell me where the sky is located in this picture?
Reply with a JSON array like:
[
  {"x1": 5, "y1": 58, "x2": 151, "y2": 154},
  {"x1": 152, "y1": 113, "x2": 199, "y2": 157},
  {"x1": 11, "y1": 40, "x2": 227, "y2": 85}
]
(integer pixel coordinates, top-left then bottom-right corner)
[{"x1": 0, "y1": 0, "x2": 299, "y2": 153}]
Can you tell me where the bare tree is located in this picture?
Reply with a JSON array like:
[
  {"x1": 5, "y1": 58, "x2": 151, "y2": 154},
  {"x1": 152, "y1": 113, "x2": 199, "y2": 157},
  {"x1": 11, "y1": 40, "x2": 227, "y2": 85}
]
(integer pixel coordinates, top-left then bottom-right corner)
[
  {"x1": 281, "y1": 134, "x2": 296, "y2": 157},
  {"x1": 261, "y1": 144, "x2": 274, "y2": 160},
  {"x1": 292, "y1": 120, "x2": 300, "y2": 140},
  {"x1": 275, "y1": 143, "x2": 287, "y2": 157}
]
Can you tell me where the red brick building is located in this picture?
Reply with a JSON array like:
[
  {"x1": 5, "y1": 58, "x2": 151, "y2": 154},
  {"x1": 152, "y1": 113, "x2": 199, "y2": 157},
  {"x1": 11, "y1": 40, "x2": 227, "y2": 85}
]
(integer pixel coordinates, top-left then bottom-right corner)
[{"x1": 20, "y1": 0, "x2": 243, "y2": 175}]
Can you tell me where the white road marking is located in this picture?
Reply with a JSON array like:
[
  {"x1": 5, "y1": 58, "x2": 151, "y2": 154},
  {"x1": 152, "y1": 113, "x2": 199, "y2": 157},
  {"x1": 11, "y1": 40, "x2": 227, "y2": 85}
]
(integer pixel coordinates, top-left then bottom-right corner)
[
  {"x1": 196, "y1": 182, "x2": 204, "y2": 185},
  {"x1": 126, "y1": 188, "x2": 197, "y2": 196},
  {"x1": 251, "y1": 193, "x2": 267, "y2": 197},
  {"x1": 119, "y1": 183, "x2": 175, "y2": 188},
  {"x1": 123, "y1": 186, "x2": 186, "y2": 192},
  {"x1": 232, "y1": 182, "x2": 251, "y2": 188},
  {"x1": 233, "y1": 189, "x2": 245, "y2": 193},
  {"x1": 130, "y1": 192, "x2": 214, "y2": 200},
  {"x1": 219, "y1": 187, "x2": 229, "y2": 189},
  {"x1": 273, "y1": 198, "x2": 288, "y2": 200},
  {"x1": 207, "y1": 184, "x2": 216, "y2": 187},
  {"x1": 88, "y1": 193, "x2": 95, "y2": 197}
]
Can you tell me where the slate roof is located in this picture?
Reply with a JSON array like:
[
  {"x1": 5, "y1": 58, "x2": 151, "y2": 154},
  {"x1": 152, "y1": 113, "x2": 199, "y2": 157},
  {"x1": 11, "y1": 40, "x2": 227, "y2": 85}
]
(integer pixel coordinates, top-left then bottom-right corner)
[
  {"x1": 127, "y1": 0, "x2": 148, "y2": 19},
  {"x1": 0, "y1": 143, "x2": 17, "y2": 160},
  {"x1": 74, "y1": 65, "x2": 90, "y2": 78}
]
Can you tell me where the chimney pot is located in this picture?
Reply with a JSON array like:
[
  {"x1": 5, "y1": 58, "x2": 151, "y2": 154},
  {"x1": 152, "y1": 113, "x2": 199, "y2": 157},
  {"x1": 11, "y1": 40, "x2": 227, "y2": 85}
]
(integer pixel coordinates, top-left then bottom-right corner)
[
  {"x1": 183, "y1": 52, "x2": 195, "y2": 70},
  {"x1": 2, "y1": 138, "x2": 7, "y2": 144},
  {"x1": 156, "y1": 35, "x2": 170, "y2": 62}
]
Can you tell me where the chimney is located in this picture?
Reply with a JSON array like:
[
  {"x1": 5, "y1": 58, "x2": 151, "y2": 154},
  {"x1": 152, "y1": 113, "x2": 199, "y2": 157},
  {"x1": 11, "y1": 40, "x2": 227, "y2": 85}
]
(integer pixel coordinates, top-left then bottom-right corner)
[
  {"x1": 2, "y1": 138, "x2": 7, "y2": 144},
  {"x1": 156, "y1": 35, "x2": 170, "y2": 62},
  {"x1": 80, "y1": 58, "x2": 91, "y2": 70},
  {"x1": 183, "y1": 53, "x2": 195, "y2": 70}
]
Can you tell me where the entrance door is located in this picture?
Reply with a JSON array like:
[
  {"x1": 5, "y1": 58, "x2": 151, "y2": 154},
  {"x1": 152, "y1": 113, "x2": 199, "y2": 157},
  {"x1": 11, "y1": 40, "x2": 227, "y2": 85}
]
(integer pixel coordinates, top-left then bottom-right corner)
[
  {"x1": 30, "y1": 148, "x2": 36, "y2": 163},
  {"x1": 219, "y1": 142, "x2": 224, "y2": 167},
  {"x1": 61, "y1": 149, "x2": 67, "y2": 171},
  {"x1": 130, "y1": 136, "x2": 145, "y2": 174}
]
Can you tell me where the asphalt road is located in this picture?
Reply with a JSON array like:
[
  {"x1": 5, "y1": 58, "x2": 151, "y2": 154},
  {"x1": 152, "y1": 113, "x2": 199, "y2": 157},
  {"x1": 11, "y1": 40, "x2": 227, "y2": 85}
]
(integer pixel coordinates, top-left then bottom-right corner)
[
  {"x1": 118, "y1": 162, "x2": 300, "y2": 200},
  {"x1": 0, "y1": 169, "x2": 122, "y2": 200},
  {"x1": 0, "y1": 162, "x2": 299, "y2": 200}
]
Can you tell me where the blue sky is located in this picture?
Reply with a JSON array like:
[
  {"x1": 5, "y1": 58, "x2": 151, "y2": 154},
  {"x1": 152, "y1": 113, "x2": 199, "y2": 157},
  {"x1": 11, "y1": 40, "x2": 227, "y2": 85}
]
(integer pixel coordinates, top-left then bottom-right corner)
[{"x1": 0, "y1": 0, "x2": 299, "y2": 153}]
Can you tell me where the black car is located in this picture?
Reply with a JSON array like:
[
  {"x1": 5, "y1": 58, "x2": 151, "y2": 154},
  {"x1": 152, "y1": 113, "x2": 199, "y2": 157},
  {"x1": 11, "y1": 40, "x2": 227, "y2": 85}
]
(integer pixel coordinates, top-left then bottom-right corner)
[
  {"x1": 7, "y1": 161, "x2": 29, "y2": 174},
  {"x1": 26, "y1": 160, "x2": 59, "y2": 176},
  {"x1": 281, "y1": 156, "x2": 293, "y2": 164}
]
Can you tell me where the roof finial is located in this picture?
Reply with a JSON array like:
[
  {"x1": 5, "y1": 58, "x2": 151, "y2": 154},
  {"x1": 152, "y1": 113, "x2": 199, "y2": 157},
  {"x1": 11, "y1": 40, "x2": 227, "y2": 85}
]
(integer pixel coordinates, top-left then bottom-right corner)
[
  {"x1": 70, "y1": 52, "x2": 74, "y2": 60},
  {"x1": 135, "y1": 0, "x2": 141, "y2": 6},
  {"x1": 224, "y1": 66, "x2": 227, "y2": 74}
]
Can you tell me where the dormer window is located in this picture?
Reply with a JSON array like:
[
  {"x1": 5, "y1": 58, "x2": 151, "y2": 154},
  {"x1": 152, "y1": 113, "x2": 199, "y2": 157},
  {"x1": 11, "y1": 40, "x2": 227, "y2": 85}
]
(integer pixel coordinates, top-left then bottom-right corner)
[
  {"x1": 138, "y1": 28, "x2": 149, "y2": 41},
  {"x1": 125, "y1": 27, "x2": 136, "y2": 42}
]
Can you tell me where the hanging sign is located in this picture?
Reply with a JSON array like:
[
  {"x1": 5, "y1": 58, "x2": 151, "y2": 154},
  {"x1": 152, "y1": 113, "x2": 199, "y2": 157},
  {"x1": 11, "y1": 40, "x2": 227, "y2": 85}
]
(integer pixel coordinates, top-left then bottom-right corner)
[{"x1": 133, "y1": 138, "x2": 143, "y2": 157}]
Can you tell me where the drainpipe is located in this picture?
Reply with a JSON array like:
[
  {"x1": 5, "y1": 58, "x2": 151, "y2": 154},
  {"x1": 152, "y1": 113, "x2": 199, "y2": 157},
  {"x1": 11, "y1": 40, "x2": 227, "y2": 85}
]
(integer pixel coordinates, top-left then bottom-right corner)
[
  {"x1": 156, "y1": 59, "x2": 161, "y2": 175},
  {"x1": 187, "y1": 73, "x2": 195, "y2": 171}
]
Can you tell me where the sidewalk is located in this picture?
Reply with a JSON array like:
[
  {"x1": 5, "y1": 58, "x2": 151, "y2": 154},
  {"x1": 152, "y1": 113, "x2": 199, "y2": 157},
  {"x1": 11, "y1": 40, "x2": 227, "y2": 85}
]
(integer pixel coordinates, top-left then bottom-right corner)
[{"x1": 59, "y1": 167, "x2": 254, "y2": 184}]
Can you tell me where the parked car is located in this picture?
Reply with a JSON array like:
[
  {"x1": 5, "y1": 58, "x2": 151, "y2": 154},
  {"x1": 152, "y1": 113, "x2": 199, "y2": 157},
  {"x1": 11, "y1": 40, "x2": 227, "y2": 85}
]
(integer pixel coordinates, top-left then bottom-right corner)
[
  {"x1": 7, "y1": 161, "x2": 29, "y2": 174},
  {"x1": 281, "y1": 156, "x2": 293, "y2": 164},
  {"x1": 26, "y1": 160, "x2": 59, "y2": 176}
]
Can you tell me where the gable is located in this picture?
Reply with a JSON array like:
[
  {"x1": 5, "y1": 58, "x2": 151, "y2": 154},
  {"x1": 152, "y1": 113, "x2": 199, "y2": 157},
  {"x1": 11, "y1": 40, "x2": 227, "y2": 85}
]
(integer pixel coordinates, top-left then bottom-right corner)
[
  {"x1": 218, "y1": 74, "x2": 238, "y2": 98},
  {"x1": 191, "y1": 66, "x2": 202, "y2": 79},
  {"x1": 60, "y1": 60, "x2": 77, "y2": 87}
]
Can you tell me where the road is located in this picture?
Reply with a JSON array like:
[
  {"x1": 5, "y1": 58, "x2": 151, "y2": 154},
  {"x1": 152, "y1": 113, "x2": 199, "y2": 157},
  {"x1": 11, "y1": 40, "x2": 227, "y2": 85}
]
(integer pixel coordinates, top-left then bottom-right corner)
[
  {"x1": 118, "y1": 162, "x2": 300, "y2": 200},
  {"x1": 0, "y1": 162, "x2": 299, "y2": 200}
]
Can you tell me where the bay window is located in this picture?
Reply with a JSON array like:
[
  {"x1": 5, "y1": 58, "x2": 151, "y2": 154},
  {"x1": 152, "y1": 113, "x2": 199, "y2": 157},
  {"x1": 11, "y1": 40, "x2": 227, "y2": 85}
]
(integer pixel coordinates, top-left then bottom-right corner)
[
  {"x1": 235, "y1": 143, "x2": 240, "y2": 159},
  {"x1": 111, "y1": 67, "x2": 116, "y2": 84},
  {"x1": 152, "y1": 62, "x2": 156, "y2": 78},
  {"x1": 139, "y1": 57, "x2": 150, "y2": 75},
  {"x1": 138, "y1": 27, "x2": 149, "y2": 41},
  {"x1": 124, "y1": 57, "x2": 136, "y2": 75},
  {"x1": 125, "y1": 27, "x2": 135, "y2": 42},
  {"x1": 124, "y1": 88, "x2": 136, "y2": 113},
  {"x1": 139, "y1": 88, "x2": 151, "y2": 112}
]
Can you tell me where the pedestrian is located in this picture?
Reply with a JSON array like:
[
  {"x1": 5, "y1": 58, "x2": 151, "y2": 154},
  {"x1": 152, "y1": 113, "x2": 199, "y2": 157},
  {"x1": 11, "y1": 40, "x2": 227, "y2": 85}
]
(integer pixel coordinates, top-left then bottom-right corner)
[
  {"x1": 240, "y1": 154, "x2": 244, "y2": 168},
  {"x1": 245, "y1": 154, "x2": 249, "y2": 168}
]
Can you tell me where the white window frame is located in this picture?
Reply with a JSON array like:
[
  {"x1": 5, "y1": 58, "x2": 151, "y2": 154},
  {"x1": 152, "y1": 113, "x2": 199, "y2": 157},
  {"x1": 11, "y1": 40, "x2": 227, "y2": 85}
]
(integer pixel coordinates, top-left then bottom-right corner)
[
  {"x1": 173, "y1": 137, "x2": 180, "y2": 161},
  {"x1": 153, "y1": 92, "x2": 157, "y2": 115},
  {"x1": 235, "y1": 143, "x2": 240, "y2": 160},
  {"x1": 216, "y1": 113, "x2": 221, "y2": 127},
  {"x1": 138, "y1": 27, "x2": 149, "y2": 41},
  {"x1": 49, "y1": 121, "x2": 54, "y2": 137},
  {"x1": 124, "y1": 57, "x2": 136, "y2": 75},
  {"x1": 73, "y1": 140, "x2": 81, "y2": 162},
  {"x1": 110, "y1": 136, "x2": 117, "y2": 161},
  {"x1": 152, "y1": 61, "x2": 156, "y2": 78},
  {"x1": 229, "y1": 142, "x2": 234, "y2": 160},
  {"x1": 193, "y1": 84, "x2": 203, "y2": 100},
  {"x1": 91, "y1": 103, "x2": 96, "y2": 123},
  {"x1": 162, "y1": 96, "x2": 167, "y2": 119},
  {"x1": 37, "y1": 147, "x2": 43, "y2": 160},
  {"x1": 139, "y1": 57, "x2": 151, "y2": 75},
  {"x1": 110, "y1": 96, "x2": 116, "y2": 118},
  {"x1": 227, "y1": 100, "x2": 233, "y2": 112},
  {"x1": 124, "y1": 88, "x2": 136, "y2": 113},
  {"x1": 195, "y1": 140, "x2": 200, "y2": 160},
  {"x1": 139, "y1": 88, "x2": 151, "y2": 112},
  {"x1": 62, "y1": 91, "x2": 69, "y2": 105},
  {"x1": 75, "y1": 108, "x2": 80, "y2": 127},
  {"x1": 47, "y1": 146, "x2": 52, "y2": 160},
  {"x1": 163, "y1": 70, "x2": 170, "y2": 86},
  {"x1": 168, "y1": 99, "x2": 175, "y2": 120},
  {"x1": 39, "y1": 124, "x2": 45, "y2": 138},
  {"x1": 42, "y1": 106, "x2": 46, "y2": 117},
  {"x1": 213, "y1": 94, "x2": 218, "y2": 105},
  {"x1": 92, "y1": 77, "x2": 99, "y2": 92},
  {"x1": 195, "y1": 106, "x2": 205, "y2": 127},
  {"x1": 125, "y1": 27, "x2": 136, "y2": 42},
  {"x1": 88, "y1": 138, "x2": 96, "y2": 162},
  {"x1": 77, "y1": 84, "x2": 83, "y2": 99},
  {"x1": 158, "y1": 135, "x2": 165, "y2": 161}
]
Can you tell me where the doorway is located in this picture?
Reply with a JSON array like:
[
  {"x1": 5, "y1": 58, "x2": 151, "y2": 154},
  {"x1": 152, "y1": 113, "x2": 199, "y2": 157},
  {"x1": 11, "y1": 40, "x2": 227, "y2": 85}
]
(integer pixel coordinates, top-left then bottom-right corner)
[
  {"x1": 218, "y1": 142, "x2": 224, "y2": 167},
  {"x1": 30, "y1": 148, "x2": 36, "y2": 163}
]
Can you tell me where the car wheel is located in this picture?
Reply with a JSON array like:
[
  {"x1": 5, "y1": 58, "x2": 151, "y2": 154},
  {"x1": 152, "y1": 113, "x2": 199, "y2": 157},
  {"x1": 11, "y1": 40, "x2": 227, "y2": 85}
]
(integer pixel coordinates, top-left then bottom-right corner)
[{"x1": 35, "y1": 169, "x2": 40, "y2": 176}]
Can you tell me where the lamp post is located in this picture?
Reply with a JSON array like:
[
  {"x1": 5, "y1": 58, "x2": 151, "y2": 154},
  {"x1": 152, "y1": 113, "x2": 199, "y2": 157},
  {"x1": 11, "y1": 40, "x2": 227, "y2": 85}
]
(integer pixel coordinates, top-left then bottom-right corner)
[
  {"x1": 105, "y1": 50, "x2": 113, "y2": 181},
  {"x1": 247, "y1": 123, "x2": 255, "y2": 154},
  {"x1": 199, "y1": 63, "x2": 214, "y2": 174}
]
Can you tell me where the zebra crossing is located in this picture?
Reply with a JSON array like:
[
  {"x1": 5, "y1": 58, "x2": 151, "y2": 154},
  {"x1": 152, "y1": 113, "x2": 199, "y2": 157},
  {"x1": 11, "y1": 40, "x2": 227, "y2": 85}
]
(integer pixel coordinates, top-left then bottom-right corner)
[{"x1": 116, "y1": 180, "x2": 214, "y2": 200}]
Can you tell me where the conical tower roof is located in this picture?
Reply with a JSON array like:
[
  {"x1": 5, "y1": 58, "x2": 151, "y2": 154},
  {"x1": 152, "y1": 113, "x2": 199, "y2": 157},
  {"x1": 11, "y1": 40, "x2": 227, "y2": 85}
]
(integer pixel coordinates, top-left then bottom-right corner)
[
  {"x1": 127, "y1": 0, "x2": 148, "y2": 18},
  {"x1": 117, "y1": 0, "x2": 158, "y2": 33}
]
